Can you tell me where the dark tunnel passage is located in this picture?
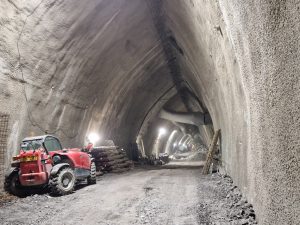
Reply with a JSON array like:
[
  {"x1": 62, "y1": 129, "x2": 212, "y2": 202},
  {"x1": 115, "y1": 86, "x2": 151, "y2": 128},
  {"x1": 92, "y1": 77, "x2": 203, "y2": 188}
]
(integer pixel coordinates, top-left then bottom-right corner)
[{"x1": 0, "y1": 0, "x2": 299, "y2": 224}]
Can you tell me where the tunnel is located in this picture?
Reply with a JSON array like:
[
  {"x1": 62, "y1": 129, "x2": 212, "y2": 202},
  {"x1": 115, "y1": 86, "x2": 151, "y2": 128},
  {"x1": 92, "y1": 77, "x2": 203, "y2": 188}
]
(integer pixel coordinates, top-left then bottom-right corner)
[{"x1": 0, "y1": 0, "x2": 299, "y2": 224}]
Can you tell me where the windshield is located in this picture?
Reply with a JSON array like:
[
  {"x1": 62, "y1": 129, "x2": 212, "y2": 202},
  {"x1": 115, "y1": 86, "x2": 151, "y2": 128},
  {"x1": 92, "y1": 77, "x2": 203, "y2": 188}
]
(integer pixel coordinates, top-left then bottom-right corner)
[
  {"x1": 21, "y1": 139, "x2": 43, "y2": 151},
  {"x1": 44, "y1": 137, "x2": 62, "y2": 152}
]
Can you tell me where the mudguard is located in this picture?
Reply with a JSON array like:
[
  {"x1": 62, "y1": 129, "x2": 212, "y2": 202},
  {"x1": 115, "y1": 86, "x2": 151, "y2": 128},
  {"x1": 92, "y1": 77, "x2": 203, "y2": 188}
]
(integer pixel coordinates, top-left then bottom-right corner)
[
  {"x1": 5, "y1": 167, "x2": 19, "y2": 178},
  {"x1": 50, "y1": 163, "x2": 69, "y2": 176}
]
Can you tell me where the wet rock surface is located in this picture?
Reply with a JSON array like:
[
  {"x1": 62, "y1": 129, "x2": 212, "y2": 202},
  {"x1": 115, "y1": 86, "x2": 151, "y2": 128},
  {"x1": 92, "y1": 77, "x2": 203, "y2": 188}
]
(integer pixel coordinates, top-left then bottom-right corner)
[{"x1": 0, "y1": 167, "x2": 257, "y2": 225}]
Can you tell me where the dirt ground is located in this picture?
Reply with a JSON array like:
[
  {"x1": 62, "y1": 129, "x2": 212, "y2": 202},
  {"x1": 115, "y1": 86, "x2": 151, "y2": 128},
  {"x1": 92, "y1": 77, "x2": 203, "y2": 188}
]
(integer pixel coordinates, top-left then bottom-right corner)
[{"x1": 0, "y1": 165, "x2": 257, "y2": 225}]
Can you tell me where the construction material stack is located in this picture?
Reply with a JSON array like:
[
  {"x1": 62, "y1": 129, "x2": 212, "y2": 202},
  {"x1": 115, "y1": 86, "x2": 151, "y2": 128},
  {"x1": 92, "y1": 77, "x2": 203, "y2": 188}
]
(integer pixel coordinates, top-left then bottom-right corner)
[{"x1": 90, "y1": 146, "x2": 133, "y2": 176}]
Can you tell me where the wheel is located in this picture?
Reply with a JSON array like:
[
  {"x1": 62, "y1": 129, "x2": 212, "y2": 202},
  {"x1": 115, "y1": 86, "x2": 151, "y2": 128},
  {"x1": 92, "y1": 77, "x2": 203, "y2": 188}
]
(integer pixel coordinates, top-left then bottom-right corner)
[
  {"x1": 4, "y1": 171, "x2": 25, "y2": 197},
  {"x1": 49, "y1": 167, "x2": 75, "y2": 195},
  {"x1": 87, "y1": 162, "x2": 96, "y2": 185}
]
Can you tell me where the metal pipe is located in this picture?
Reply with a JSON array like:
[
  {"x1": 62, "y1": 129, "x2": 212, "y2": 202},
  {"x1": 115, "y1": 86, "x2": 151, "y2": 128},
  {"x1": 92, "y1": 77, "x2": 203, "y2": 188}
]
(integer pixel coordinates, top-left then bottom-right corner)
[{"x1": 159, "y1": 109, "x2": 212, "y2": 126}]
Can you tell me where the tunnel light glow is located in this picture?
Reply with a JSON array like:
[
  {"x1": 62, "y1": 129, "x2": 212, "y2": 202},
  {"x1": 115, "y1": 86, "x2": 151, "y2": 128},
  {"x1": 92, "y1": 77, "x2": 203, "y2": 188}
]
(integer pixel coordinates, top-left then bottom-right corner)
[
  {"x1": 88, "y1": 133, "x2": 100, "y2": 144},
  {"x1": 158, "y1": 127, "x2": 167, "y2": 136}
]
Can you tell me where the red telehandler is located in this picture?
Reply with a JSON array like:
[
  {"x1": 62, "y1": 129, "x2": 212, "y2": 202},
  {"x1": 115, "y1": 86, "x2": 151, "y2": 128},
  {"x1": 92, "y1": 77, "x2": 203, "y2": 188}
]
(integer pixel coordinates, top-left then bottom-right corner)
[{"x1": 4, "y1": 135, "x2": 96, "y2": 196}]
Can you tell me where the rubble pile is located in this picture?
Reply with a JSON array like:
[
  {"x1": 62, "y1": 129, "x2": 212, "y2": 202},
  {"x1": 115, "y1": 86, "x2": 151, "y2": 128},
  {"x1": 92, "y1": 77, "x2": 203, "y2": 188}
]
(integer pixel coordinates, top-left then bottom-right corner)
[
  {"x1": 191, "y1": 143, "x2": 208, "y2": 152},
  {"x1": 90, "y1": 146, "x2": 133, "y2": 175},
  {"x1": 218, "y1": 174, "x2": 258, "y2": 224},
  {"x1": 185, "y1": 150, "x2": 207, "y2": 161},
  {"x1": 169, "y1": 143, "x2": 209, "y2": 161}
]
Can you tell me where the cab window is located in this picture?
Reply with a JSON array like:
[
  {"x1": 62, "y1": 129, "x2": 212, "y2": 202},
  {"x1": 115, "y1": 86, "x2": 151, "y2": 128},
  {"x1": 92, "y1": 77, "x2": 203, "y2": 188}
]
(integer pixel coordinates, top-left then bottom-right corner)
[
  {"x1": 44, "y1": 137, "x2": 62, "y2": 152},
  {"x1": 21, "y1": 140, "x2": 43, "y2": 151}
]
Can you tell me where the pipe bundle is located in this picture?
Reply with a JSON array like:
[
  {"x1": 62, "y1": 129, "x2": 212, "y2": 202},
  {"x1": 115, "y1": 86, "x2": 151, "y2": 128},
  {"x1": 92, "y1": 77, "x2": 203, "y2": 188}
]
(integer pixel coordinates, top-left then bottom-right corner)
[{"x1": 90, "y1": 146, "x2": 133, "y2": 175}]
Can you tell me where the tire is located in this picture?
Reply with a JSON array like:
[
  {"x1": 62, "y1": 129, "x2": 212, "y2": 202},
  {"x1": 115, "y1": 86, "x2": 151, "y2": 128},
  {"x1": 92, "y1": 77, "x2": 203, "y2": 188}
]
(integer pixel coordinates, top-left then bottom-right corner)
[
  {"x1": 4, "y1": 172, "x2": 25, "y2": 197},
  {"x1": 87, "y1": 162, "x2": 96, "y2": 185},
  {"x1": 49, "y1": 167, "x2": 75, "y2": 195}
]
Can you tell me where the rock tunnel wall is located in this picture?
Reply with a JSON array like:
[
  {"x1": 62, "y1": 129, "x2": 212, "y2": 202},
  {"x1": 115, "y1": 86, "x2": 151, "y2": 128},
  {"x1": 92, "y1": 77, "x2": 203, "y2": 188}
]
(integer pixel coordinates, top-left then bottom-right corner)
[
  {"x1": 159, "y1": 0, "x2": 299, "y2": 224},
  {"x1": 0, "y1": 0, "x2": 299, "y2": 224},
  {"x1": 162, "y1": 0, "x2": 250, "y2": 202},
  {"x1": 0, "y1": 0, "x2": 175, "y2": 162},
  {"x1": 219, "y1": 1, "x2": 300, "y2": 224}
]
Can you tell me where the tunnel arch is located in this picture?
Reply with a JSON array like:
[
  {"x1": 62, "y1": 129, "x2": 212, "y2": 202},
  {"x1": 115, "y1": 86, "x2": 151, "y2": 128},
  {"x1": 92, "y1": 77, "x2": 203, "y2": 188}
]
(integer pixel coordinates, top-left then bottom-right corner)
[
  {"x1": 164, "y1": 129, "x2": 180, "y2": 154},
  {"x1": 0, "y1": 0, "x2": 298, "y2": 224}
]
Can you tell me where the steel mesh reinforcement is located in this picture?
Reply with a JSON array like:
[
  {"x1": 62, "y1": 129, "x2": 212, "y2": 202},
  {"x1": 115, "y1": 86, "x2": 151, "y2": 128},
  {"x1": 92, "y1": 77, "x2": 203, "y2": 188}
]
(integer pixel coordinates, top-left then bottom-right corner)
[{"x1": 0, "y1": 114, "x2": 9, "y2": 191}]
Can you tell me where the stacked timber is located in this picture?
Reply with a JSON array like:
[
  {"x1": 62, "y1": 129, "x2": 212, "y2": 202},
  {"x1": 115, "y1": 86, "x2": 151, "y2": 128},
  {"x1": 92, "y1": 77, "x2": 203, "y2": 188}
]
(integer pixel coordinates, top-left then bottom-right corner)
[{"x1": 90, "y1": 146, "x2": 133, "y2": 175}]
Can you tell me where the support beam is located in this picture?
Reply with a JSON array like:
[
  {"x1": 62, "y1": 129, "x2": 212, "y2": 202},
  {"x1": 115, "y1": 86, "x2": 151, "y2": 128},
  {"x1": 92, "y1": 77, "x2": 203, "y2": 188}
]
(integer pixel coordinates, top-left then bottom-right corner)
[{"x1": 202, "y1": 129, "x2": 221, "y2": 175}]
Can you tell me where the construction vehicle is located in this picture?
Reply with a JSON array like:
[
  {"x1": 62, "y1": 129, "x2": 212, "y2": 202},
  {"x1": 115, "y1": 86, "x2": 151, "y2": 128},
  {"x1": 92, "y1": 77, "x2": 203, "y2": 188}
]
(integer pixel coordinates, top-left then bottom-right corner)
[{"x1": 4, "y1": 135, "x2": 96, "y2": 196}]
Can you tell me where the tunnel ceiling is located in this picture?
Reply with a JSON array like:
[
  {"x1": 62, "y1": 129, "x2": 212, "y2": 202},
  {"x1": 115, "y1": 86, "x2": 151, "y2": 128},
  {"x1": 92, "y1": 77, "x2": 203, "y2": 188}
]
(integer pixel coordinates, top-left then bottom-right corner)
[{"x1": 0, "y1": 1, "x2": 299, "y2": 224}]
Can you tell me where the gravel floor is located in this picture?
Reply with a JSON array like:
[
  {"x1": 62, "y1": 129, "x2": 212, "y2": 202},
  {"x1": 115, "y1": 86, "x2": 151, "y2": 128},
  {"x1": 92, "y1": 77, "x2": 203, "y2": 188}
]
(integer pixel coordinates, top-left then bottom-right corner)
[{"x1": 0, "y1": 166, "x2": 257, "y2": 225}]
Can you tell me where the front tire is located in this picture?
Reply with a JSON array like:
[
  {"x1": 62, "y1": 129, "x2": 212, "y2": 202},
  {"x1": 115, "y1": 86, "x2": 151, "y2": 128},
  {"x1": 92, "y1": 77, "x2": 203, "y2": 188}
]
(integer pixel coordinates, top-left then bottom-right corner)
[
  {"x1": 87, "y1": 162, "x2": 96, "y2": 185},
  {"x1": 49, "y1": 167, "x2": 75, "y2": 195},
  {"x1": 4, "y1": 172, "x2": 25, "y2": 197}
]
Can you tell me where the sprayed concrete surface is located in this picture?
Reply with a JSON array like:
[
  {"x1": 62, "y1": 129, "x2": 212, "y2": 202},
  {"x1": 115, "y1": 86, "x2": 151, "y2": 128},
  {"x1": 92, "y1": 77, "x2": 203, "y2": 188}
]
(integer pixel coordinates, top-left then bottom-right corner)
[
  {"x1": 0, "y1": 1, "x2": 299, "y2": 224},
  {"x1": 0, "y1": 168, "x2": 257, "y2": 225}
]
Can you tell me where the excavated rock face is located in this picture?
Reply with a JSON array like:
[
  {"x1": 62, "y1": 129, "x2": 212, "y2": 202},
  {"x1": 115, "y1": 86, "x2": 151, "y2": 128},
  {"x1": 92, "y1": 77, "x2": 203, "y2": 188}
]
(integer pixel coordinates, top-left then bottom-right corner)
[
  {"x1": 0, "y1": 0, "x2": 299, "y2": 224},
  {"x1": 0, "y1": 0, "x2": 174, "y2": 153}
]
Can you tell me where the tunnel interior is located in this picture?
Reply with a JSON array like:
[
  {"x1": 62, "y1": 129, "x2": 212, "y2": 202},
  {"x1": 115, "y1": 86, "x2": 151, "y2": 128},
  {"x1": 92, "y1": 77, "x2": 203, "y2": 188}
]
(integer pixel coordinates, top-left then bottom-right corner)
[
  {"x1": 136, "y1": 84, "x2": 214, "y2": 163},
  {"x1": 0, "y1": 0, "x2": 299, "y2": 224}
]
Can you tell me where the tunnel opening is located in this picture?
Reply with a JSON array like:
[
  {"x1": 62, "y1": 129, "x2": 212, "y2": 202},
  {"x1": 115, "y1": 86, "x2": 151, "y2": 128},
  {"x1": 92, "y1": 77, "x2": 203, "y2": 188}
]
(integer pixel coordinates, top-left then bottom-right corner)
[{"x1": 135, "y1": 83, "x2": 216, "y2": 169}]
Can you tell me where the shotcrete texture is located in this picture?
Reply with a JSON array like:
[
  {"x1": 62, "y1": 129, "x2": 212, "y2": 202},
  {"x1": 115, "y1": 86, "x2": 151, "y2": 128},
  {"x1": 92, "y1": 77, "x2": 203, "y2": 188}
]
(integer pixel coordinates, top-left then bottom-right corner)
[{"x1": 0, "y1": 0, "x2": 299, "y2": 224}]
